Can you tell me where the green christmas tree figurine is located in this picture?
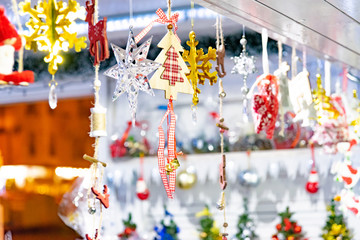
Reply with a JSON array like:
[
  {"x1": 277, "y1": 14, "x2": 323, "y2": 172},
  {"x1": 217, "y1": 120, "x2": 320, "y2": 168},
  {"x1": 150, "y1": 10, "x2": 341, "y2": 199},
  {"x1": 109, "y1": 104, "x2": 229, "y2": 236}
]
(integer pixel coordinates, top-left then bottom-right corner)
[
  {"x1": 272, "y1": 207, "x2": 306, "y2": 240},
  {"x1": 196, "y1": 206, "x2": 221, "y2": 240},
  {"x1": 321, "y1": 200, "x2": 352, "y2": 240},
  {"x1": 154, "y1": 206, "x2": 180, "y2": 240},
  {"x1": 118, "y1": 213, "x2": 139, "y2": 240},
  {"x1": 235, "y1": 198, "x2": 258, "y2": 240}
]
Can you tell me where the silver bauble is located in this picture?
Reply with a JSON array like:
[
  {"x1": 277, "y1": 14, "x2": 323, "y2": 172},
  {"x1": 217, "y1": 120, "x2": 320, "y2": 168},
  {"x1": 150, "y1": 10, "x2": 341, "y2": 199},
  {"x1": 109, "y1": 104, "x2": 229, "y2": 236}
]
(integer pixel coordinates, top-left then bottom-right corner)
[{"x1": 238, "y1": 169, "x2": 260, "y2": 187}]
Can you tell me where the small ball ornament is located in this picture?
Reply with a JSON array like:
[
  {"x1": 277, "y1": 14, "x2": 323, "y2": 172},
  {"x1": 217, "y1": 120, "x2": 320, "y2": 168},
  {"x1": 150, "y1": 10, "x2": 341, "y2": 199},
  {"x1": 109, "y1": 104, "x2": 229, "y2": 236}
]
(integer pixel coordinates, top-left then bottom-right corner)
[
  {"x1": 177, "y1": 167, "x2": 197, "y2": 190},
  {"x1": 88, "y1": 207, "x2": 96, "y2": 215},
  {"x1": 238, "y1": 169, "x2": 260, "y2": 187}
]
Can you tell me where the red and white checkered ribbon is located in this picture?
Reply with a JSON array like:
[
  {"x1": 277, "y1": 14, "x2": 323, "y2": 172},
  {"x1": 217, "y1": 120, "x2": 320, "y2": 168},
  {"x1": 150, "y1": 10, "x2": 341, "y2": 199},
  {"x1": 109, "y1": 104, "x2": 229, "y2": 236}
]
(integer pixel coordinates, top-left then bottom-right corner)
[
  {"x1": 135, "y1": 8, "x2": 180, "y2": 44},
  {"x1": 162, "y1": 46, "x2": 184, "y2": 85},
  {"x1": 158, "y1": 99, "x2": 177, "y2": 199}
]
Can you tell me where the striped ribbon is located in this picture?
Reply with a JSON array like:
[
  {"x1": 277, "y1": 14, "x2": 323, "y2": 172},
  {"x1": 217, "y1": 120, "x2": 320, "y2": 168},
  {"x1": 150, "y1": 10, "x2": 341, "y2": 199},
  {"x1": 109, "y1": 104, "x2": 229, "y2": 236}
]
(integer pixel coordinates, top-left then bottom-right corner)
[
  {"x1": 135, "y1": 8, "x2": 180, "y2": 44},
  {"x1": 158, "y1": 99, "x2": 177, "y2": 199}
]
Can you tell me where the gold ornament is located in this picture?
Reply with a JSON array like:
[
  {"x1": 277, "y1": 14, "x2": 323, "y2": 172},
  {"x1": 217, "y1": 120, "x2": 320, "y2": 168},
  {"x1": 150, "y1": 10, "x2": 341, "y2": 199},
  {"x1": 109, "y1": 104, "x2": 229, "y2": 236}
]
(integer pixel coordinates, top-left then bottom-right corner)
[
  {"x1": 312, "y1": 74, "x2": 340, "y2": 123},
  {"x1": 177, "y1": 168, "x2": 197, "y2": 189},
  {"x1": 182, "y1": 31, "x2": 217, "y2": 105},
  {"x1": 19, "y1": 0, "x2": 87, "y2": 75}
]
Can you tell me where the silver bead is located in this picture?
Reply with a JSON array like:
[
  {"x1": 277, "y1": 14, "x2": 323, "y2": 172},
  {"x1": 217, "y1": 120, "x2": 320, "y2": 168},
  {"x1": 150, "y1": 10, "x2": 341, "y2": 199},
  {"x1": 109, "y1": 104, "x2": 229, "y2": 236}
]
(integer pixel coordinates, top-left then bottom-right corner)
[
  {"x1": 88, "y1": 207, "x2": 96, "y2": 215},
  {"x1": 240, "y1": 37, "x2": 247, "y2": 46},
  {"x1": 219, "y1": 91, "x2": 226, "y2": 98}
]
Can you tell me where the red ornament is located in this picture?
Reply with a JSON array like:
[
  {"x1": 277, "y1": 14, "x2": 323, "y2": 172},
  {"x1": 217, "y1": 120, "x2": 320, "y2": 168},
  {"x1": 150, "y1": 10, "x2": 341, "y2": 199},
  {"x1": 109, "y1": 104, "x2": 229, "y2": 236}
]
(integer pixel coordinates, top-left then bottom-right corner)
[
  {"x1": 276, "y1": 223, "x2": 282, "y2": 231},
  {"x1": 85, "y1": 0, "x2": 109, "y2": 66},
  {"x1": 294, "y1": 225, "x2": 302, "y2": 233},
  {"x1": 284, "y1": 218, "x2": 292, "y2": 231},
  {"x1": 136, "y1": 178, "x2": 150, "y2": 200},
  {"x1": 272, "y1": 235, "x2": 279, "y2": 240},
  {"x1": 253, "y1": 74, "x2": 279, "y2": 139},
  {"x1": 306, "y1": 169, "x2": 319, "y2": 194},
  {"x1": 92, "y1": 185, "x2": 110, "y2": 208}
]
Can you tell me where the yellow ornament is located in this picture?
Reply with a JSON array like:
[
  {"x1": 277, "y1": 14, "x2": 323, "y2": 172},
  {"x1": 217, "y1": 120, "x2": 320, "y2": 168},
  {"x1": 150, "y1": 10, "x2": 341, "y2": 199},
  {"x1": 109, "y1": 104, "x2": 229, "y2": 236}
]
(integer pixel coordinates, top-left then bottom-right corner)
[
  {"x1": 329, "y1": 224, "x2": 342, "y2": 236},
  {"x1": 196, "y1": 206, "x2": 212, "y2": 218},
  {"x1": 183, "y1": 31, "x2": 217, "y2": 106},
  {"x1": 312, "y1": 74, "x2": 340, "y2": 124},
  {"x1": 19, "y1": 0, "x2": 87, "y2": 75}
]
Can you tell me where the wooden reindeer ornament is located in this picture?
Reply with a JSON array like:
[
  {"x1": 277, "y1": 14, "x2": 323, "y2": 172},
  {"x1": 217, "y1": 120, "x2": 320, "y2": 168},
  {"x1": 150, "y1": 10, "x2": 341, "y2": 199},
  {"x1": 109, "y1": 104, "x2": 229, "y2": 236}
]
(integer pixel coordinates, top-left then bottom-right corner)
[{"x1": 85, "y1": 0, "x2": 110, "y2": 66}]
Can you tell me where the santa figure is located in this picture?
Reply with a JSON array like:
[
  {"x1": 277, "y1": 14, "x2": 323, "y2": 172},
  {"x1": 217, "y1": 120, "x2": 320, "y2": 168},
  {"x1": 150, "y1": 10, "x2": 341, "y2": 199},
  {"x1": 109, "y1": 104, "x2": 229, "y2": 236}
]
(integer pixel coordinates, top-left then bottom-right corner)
[{"x1": 0, "y1": 6, "x2": 33, "y2": 85}]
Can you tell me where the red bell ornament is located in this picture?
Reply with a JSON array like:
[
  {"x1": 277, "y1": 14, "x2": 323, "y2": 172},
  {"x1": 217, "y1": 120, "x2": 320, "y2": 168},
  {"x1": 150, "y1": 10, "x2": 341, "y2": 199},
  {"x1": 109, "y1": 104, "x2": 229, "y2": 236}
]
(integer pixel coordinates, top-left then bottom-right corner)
[{"x1": 306, "y1": 169, "x2": 319, "y2": 193}]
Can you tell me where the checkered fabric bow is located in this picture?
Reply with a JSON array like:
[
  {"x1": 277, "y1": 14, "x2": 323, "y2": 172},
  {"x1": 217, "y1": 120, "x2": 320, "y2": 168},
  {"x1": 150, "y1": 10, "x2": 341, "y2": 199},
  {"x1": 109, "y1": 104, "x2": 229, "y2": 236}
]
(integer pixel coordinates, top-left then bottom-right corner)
[
  {"x1": 135, "y1": 8, "x2": 180, "y2": 43},
  {"x1": 157, "y1": 98, "x2": 177, "y2": 199},
  {"x1": 252, "y1": 74, "x2": 279, "y2": 139}
]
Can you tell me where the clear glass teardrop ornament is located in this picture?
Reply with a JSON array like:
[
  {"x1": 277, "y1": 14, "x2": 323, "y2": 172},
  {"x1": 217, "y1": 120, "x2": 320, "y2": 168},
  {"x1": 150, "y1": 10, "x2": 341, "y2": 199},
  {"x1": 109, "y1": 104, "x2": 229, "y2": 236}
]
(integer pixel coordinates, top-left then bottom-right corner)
[{"x1": 49, "y1": 83, "x2": 57, "y2": 109}]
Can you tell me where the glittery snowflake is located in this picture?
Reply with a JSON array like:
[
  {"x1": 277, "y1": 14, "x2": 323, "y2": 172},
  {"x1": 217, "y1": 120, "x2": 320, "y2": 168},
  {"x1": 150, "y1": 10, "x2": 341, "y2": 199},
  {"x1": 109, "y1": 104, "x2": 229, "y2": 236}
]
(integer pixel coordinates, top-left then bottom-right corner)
[
  {"x1": 104, "y1": 27, "x2": 160, "y2": 123},
  {"x1": 231, "y1": 36, "x2": 256, "y2": 78},
  {"x1": 19, "y1": 0, "x2": 87, "y2": 75}
]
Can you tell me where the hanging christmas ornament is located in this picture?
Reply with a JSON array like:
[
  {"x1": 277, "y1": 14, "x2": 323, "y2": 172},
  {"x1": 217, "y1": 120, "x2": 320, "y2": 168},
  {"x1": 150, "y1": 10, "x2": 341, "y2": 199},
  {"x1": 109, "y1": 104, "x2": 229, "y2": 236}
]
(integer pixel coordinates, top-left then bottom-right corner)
[
  {"x1": 85, "y1": 0, "x2": 109, "y2": 66},
  {"x1": 136, "y1": 4, "x2": 192, "y2": 199},
  {"x1": 290, "y1": 47, "x2": 315, "y2": 126},
  {"x1": 238, "y1": 151, "x2": 260, "y2": 188},
  {"x1": 0, "y1": 7, "x2": 34, "y2": 86},
  {"x1": 312, "y1": 74, "x2": 340, "y2": 123},
  {"x1": 177, "y1": 166, "x2": 197, "y2": 190},
  {"x1": 136, "y1": 153, "x2": 150, "y2": 200},
  {"x1": 311, "y1": 79, "x2": 349, "y2": 154},
  {"x1": 216, "y1": 78, "x2": 229, "y2": 239},
  {"x1": 231, "y1": 25, "x2": 256, "y2": 97},
  {"x1": 274, "y1": 42, "x2": 291, "y2": 136},
  {"x1": 182, "y1": 30, "x2": 217, "y2": 106},
  {"x1": 19, "y1": 0, "x2": 87, "y2": 108},
  {"x1": 215, "y1": 16, "x2": 226, "y2": 78},
  {"x1": 104, "y1": 27, "x2": 160, "y2": 124},
  {"x1": 273, "y1": 111, "x2": 301, "y2": 149},
  {"x1": 248, "y1": 29, "x2": 279, "y2": 139},
  {"x1": 148, "y1": 8, "x2": 193, "y2": 99},
  {"x1": 305, "y1": 144, "x2": 319, "y2": 194},
  {"x1": 136, "y1": 178, "x2": 150, "y2": 200},
  {"x1": 82, "y1": 0, "x2": 108, "y2": 238},
  {"x1": 252, "y1": 74, "x2": 279, "y2": 139}
]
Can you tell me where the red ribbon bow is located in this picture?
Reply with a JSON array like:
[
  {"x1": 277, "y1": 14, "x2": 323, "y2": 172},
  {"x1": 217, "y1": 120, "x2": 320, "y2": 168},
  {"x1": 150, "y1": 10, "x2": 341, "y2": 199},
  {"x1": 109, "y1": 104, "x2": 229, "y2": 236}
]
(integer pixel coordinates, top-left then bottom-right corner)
[{"x1": 135, "y1": 8, "x2": 180, "y2": 43}]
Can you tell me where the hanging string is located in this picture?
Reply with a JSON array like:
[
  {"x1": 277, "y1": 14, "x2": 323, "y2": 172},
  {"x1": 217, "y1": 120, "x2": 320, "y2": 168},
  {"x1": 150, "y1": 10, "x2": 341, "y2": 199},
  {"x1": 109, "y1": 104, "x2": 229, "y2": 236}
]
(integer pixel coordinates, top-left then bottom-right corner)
[
  {"x1": 261, "y1": 28, "x2": 269, "y2": 74},
  {"x1": 11, "y1": 0, "x2": 24, "y2": 72},
  {"x1": 278, "y1": 41, "x2": 284, "y2": 137},
  {"x1": 310, "y1": 143, "x2": 315, "y2": 169},
  {"x1": 129, "y1": 0, "x2": 134, "y2": 26},
  {"x1": 216, "y1": 16, "x2": 219, "y2": 50},
  {"x1": 324, "y1": 60, "x2": 331, "y2": 95},
  {"x1": 168, "y1": 0, "x2": 171, "y2": 18},
  {"x1": 291, "y1": 45, "x2": 297, "y2": 79},
  {"x1": 278, "y1": 41, "x2": 282, "y2": 67},
  {"x1": 190, "y1": 0, "x2": 194, "y2": 30},
  {"x1": 302, "y1": 46, "x2": 307, "y2": 71},
  {"x1": 218, "y1": 79, "x2": 228, "y2": 238}
]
